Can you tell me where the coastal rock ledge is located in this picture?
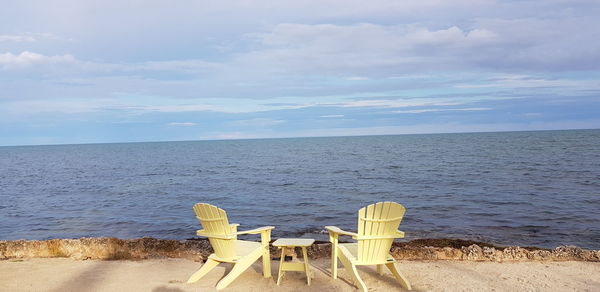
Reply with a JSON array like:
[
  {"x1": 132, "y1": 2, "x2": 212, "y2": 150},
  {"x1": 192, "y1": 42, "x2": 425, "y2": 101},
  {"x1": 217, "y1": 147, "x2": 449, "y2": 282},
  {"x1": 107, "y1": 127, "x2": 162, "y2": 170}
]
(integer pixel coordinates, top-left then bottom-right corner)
[{"x1": 1, "y1": 238, "x2": 598, "y2": 262}]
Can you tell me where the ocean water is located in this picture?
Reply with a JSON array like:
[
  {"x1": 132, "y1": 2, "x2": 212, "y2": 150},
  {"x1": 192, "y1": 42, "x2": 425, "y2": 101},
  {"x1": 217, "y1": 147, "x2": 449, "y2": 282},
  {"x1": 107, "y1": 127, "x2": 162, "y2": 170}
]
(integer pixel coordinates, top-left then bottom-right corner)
[{"x1": 1, "y1": 129, "x2": 599, "y2": 249}]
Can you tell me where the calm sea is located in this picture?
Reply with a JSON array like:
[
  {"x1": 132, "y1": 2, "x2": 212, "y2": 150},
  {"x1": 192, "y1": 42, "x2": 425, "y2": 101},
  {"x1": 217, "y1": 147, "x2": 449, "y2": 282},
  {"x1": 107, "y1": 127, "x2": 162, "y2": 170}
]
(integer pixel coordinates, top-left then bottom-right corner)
[{"x1": 1, "y1": 130, "x2": 599, "y2": 249}]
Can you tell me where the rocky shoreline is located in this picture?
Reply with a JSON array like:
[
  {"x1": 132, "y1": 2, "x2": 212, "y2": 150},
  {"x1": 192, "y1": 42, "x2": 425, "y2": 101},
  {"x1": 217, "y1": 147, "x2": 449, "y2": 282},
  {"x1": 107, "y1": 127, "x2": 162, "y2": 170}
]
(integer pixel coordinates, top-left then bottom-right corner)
[{"x1": 1, "y1": 237, "x2": 598, "y2": 262}]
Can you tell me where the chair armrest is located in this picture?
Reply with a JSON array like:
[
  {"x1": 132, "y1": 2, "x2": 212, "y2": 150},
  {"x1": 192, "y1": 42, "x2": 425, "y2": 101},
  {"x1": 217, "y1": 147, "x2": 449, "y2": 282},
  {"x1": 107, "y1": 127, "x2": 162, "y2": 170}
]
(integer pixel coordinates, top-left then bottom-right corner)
[
  {"x1": 235, "y1": 226, "x2": 275, "y2": 235},
  {"x1": 396, "y1": 230, "x2": 405, "y2": 238},
  {"x1": 325, "y1": 226, "x2": 358, "y2": 237},
  {"x1": 236, "y1": 226, "x2": 275, "y2": 248}
]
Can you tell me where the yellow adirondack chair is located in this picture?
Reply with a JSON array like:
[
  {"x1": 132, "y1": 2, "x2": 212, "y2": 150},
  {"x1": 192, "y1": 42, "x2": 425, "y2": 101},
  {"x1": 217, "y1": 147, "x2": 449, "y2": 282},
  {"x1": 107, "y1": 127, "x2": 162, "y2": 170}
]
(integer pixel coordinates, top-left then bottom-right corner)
[
  {"x1": 325, "y1": 201, "x2": 412, "y2": 291},
  {"x1": 187, "y1": 203, "x2": 274, "y2": 290}
]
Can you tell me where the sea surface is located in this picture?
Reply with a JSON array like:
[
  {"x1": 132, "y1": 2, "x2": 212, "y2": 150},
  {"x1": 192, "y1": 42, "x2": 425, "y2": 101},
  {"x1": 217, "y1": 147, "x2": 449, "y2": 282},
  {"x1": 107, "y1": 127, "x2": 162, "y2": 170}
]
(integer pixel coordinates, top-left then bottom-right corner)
[{"x1": 1, "y1": 130, "x2": 599, "y2": 249}]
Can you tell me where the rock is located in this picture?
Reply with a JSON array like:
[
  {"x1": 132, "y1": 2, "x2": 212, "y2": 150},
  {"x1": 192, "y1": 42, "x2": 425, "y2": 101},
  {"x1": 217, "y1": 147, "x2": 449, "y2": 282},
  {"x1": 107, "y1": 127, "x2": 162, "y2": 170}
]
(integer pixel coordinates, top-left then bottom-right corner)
[
  {"x1": 529, "y1": 249, "x2": 552, "y2": 261},
  {"x1": 502, "y1": 246, "x2": 528, "y2": 260},
  {"x1": 482, "y1": 246, "x2": 497, "y2": 260},
  {"x1": 462, "y1": 244, "x2": 484, "y2": 260},
  {"x1": 0, "y1": 238, "x2": 598, "y2": 262},
  {"x1": 553, "y1": 245, "x2": 583, "y2": 260}
]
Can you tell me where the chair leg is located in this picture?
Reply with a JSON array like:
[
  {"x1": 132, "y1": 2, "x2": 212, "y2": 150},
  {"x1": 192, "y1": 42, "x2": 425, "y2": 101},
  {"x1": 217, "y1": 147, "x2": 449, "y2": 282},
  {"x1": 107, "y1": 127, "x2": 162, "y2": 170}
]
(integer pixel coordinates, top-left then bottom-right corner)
[
  {"x1": 329, "y1": 234, "x2": 339, "y2": 279},
  {"x1": 377, "y1": 264, "x2": 384, "y2": 275},
  {"x1": 216, "y1": 253, "x2": 260, "y2": 290},
  {"x1": 338, "y1": 254, "x2": 367, "y2": 292},
  {"x1": 187, "y1": 258, "x2": 220, "y2": 283},
  {"x1": 347, "y1": 264, "x2": 367, "y2": 292},
  {"x1": 262, "y1": 245, "x2": 271, "y2": 278},
  {"x1": 386, "y1": 262, "x2": 412, "y2": 290},
  {"x1": 261, "y1": 229, "x2": 272, "y2": 278},
  {"x1": 332, "y1": 246, "x2": 338, "y2": 279}
]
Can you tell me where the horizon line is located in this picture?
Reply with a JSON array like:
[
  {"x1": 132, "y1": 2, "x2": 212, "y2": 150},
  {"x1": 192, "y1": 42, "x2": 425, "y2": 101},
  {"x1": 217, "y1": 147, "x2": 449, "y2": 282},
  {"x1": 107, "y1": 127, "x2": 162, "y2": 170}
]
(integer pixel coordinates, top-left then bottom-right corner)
[{"x1": 1, "y1": 127, "x2": 598, "y2": 148}]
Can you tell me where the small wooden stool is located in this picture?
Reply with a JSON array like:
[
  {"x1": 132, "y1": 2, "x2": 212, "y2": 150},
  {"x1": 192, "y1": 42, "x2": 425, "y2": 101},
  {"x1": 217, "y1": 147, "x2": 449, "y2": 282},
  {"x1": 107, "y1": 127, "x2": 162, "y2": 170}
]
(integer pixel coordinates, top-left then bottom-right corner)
[{"x1": 272, "y1": 238, "x2": 315, "y2": 285}]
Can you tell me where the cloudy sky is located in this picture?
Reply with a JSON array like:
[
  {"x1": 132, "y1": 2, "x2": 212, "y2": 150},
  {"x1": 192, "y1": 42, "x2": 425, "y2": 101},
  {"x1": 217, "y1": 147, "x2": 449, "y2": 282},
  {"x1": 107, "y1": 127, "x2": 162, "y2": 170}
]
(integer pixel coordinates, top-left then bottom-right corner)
[{"x1": 1, "y1": 0, "x2": 599, "y2": 146}]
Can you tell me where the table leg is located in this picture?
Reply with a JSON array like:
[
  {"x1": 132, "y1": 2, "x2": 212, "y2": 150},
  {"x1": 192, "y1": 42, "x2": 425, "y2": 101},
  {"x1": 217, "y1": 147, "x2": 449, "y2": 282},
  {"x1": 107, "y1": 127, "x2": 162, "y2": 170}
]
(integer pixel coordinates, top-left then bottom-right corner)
[
  {"x1": 302, "y1": 247, "x2": 311, "y2": 286},
  {"x1": 277, "y1": 247, "x2": 286, "y2": 285}
]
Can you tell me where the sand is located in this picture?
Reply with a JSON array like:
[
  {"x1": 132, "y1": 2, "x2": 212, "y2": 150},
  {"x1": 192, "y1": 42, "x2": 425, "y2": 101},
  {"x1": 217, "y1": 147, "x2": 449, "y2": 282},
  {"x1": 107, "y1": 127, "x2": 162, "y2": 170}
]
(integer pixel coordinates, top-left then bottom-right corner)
[{"x1": 1, "y1": 258, "x2": 599, "y2": 292}]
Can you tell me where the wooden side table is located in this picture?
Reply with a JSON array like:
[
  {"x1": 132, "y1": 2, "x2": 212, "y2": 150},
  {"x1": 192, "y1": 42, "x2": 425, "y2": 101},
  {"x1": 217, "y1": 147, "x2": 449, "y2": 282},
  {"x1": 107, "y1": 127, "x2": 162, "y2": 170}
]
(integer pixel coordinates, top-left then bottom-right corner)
[{"x1": 272, "y1": 238, "x2": 315, "y2": 285}]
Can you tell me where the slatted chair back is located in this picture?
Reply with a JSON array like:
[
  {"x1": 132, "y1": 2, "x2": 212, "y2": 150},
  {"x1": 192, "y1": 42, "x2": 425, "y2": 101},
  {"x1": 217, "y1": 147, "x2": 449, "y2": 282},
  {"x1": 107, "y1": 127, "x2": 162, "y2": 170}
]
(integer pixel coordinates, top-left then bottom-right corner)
[
  {"x1": 356, "y1": 201, "x2": 406, "y2": 264},
  {"x1": 193, "y1": 203, "x2": 237, "y2": 260}
]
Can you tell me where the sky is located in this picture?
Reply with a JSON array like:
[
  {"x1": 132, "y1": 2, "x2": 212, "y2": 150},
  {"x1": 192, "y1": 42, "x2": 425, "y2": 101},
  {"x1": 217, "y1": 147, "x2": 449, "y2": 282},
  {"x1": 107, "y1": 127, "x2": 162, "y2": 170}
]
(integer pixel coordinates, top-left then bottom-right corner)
[{"x1": 1, "y1": 0, "x2": 599, "y2": 146}]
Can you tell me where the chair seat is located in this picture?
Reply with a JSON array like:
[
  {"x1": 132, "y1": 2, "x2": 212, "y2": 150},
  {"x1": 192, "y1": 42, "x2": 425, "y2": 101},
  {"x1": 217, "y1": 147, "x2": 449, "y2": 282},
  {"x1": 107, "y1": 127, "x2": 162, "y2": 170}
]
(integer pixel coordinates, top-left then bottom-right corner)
[
  {"x1": 208, "y1": 240, "x2": 261, "y2": 262},
  {"x1": 339, "y1": 243, "x2": 358, "y2": 262},
  {"x1": 236, "y1": 240, "x2": 261, "y2": 256},
  {"x1": 339, "y1": 243, "x2": 394, "y2": 265}
]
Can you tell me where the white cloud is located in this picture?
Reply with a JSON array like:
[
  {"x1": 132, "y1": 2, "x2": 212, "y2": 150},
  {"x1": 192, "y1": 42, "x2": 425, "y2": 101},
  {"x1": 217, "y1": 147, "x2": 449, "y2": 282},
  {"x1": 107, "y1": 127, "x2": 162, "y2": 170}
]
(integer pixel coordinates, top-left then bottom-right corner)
[
  {"x1": 230, "y1": 118, "x2": 286, "y2": 127},
  {"x1": 454, "y1": 74, "x2": 600, "y2": 90},
  {"x1": 0, "y1": 51, "x2": 75, "y2": 69},
  {"x1": 240, "y1": 13, "x2": 600, "y2": 76},
  {"x1": 523, "y1": 113, "x2": 542, "y2": 117},
  {"x1": 386, "y1": 74, "x2": 431, "y2": 79},
  {"x1": 0, "y1": 50, "x2": 222, "y2": 79},
  {"x1": 241, "y1": 23, "x2": 505, "y2": 75},
  {"x1": 1, "y1": 99, "x2": 110, "y2": 115},
  {"x1": 392, "y1": 107, "x2": 492, "y2": 114},
  {"x1": 320, "y1": 114, "x2": 344, "y2": 118},
  {"x1": 335, "y1": 99, "x2": 462, "y2": 108},
  {"x1": 3, "y1": 12, "x2": 599, "y2": 102},
  {"x1": 132, "y1": 104, "x2": 217, "y2": 113},
  {"x1": 200, "y1": 131, "x2": 264, "y2": 140},
  {"x1": 129, "y1": 59, "x2": 221, "y2": 73},
  {"x1": 0, "y1": 35, "x2": 35, "y2": 42},
  {"x1": 0, "y1": 33, "x2": 64, "y2": 42},
  {"x1": 168, "y1": 122, "x2": 198, "y2": 126},
  {"x1": 403, "y1": 26, "x2": 498, "y2": 45}
]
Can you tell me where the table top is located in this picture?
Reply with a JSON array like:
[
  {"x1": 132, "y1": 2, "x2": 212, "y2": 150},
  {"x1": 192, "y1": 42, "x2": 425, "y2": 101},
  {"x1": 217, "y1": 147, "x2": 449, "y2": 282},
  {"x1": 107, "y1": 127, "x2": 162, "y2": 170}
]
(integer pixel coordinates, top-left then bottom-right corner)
[{"x1": 272, "y1": 238, "x2": 315, "y2": 247}]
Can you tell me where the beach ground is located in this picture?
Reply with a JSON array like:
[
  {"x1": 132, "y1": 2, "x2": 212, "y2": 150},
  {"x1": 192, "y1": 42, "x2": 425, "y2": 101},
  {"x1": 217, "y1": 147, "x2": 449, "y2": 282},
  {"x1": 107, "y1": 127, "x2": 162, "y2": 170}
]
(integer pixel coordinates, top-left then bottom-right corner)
[{"x1": 1, "y1": 258, "x2": 599, "y2": 292}]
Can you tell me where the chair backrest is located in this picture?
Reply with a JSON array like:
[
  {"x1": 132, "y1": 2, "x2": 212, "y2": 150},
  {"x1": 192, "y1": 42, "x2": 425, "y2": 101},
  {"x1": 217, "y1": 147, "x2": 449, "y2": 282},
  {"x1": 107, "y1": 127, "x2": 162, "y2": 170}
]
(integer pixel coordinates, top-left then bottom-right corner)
[
  {"x1": 193, "y1": 203, "x2": 238, "y2": 260},
  {"x1": 356, "y1": 201, "x2": 406, "y2": 264}
]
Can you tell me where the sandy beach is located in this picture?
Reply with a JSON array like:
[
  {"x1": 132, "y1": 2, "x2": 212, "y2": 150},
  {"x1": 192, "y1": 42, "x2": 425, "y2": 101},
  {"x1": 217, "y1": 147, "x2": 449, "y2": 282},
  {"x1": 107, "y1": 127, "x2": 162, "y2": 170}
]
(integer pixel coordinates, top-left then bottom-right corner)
[{"x1": 1, "y1": 258, "x2": 599, "y2": 292}]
